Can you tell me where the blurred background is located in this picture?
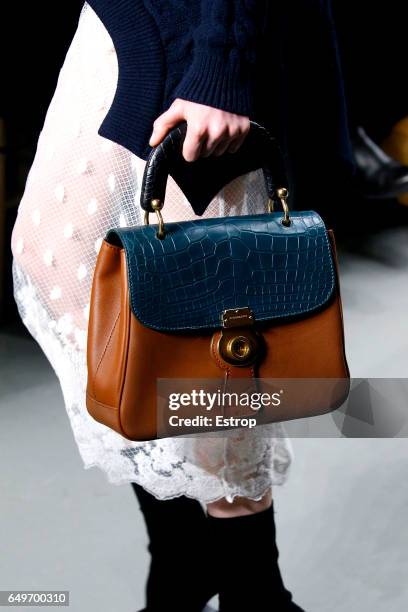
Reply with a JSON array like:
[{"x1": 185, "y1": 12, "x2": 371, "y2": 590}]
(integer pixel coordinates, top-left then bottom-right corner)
[{"x1": 1, "y1": 2, "x2": 408, "y2": 611}]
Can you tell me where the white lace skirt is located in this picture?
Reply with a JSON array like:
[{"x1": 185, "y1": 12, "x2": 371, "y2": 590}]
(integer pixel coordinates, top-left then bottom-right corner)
[{"x1": 10, "y1": 2, "x2": 293, "y2": 502}]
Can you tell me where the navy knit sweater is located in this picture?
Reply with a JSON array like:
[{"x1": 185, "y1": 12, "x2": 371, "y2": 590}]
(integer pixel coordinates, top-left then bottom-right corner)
[{"x1": 86, "y1": 0, "x2": 267, "y2": 159}]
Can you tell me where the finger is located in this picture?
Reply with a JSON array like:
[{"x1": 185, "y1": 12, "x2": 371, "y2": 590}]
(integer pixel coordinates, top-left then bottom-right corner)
[
  {"x1": 201, "y1": 127, "x2": 228, "y2": 158},
  {"x1": 182, "y1": 125, "x2": 206, "y2": 162},
  {"x1": 226, "y1": 132, "x2": 247, "y2": 154},
  {"x1": 200, "y1": 136, "x2": 218, "y2": 158},
  {"x1": 202, "y1": 125, "x2": 230, "y2": 157},
  {"x1": 212, "y1": 137, "x2": 233, "y2": 157},
  {"x1": 149, "y1": 102, "x2": 184, "y2": 147}
]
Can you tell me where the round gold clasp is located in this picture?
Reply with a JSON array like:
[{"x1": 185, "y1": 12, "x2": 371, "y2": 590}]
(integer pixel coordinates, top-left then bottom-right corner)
[
  {"x1": 226, "y1": 336, "x2": 252, "y2": 362},
  {"x1": 217, "y1": 329, "x2": 262, "y2": 367}
]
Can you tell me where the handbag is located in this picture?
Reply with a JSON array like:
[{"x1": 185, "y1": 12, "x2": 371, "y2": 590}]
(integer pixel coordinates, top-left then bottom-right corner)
[{"x1": 85, "y1": 121, "x2": 350, "y2": 441}]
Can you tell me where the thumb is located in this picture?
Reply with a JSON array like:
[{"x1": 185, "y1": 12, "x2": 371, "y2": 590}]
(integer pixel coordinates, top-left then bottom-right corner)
[{"x1": 149, "y1": 100, "x2": 185, "y2": 147}]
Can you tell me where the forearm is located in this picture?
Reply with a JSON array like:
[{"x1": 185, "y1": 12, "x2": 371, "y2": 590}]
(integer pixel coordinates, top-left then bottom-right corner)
[{"x1": 168, "y1": 0, "x2": 268, "y2": 116}]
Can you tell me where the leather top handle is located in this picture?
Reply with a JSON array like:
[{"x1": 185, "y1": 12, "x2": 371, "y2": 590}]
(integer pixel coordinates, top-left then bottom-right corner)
[{"x1": 140, "y1": 120, "x2": 289, "y2": 215}]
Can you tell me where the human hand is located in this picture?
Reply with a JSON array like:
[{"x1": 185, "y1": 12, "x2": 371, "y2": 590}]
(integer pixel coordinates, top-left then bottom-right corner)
[{"x1": 149, "y1": 98, "x2": 250, "y2": 162}]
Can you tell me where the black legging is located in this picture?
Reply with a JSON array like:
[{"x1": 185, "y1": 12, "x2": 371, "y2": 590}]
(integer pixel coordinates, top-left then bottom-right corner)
[
  {"x1": 131, "y1": 482, "x2": 216, "y2": 611},
  {"x1": 131, "y1": 483, "x2": 304, "y2": 612}
]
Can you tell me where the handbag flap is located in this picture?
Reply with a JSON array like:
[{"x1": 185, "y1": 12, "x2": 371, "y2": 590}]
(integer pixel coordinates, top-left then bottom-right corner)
[{"x1": 105, "y1": 211, "x2": 336, "y2": 332}]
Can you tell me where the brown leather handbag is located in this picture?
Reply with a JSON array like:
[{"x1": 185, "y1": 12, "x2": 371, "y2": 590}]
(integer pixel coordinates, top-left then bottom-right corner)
[{"x1": 86, "y1": 122, "x2": 350, "y2": 441}]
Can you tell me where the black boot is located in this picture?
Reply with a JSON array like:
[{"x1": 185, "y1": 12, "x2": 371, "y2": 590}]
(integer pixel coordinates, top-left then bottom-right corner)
[
  {"x1": 206, "y1": 501, "x2": 306, "y2": 612},
  {"x1": 352, "y1": 126, "x2": 408, "y2": 199},
  {"x1": 131, "y1": 482, "x2": 218, "y2": 612}
]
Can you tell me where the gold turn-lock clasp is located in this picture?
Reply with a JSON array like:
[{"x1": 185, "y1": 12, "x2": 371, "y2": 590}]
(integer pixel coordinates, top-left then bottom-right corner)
[{"x1": 217, "y1": 307, "x2": 263, "y2": 367}]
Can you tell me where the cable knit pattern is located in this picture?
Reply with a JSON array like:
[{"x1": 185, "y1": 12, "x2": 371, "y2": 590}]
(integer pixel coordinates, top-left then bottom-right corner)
[
  {"x1": 143, "y1": 1, "x2": 199, "y2": 106},
  {"x1": 170, "y1": 0, "x2": 266, "y2": 114}
]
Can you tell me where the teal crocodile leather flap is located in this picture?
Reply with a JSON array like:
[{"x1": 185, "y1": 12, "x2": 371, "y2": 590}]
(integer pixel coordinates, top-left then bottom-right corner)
[{"x1": 105, "y1": 210, "x2": 335, "y2": 332}]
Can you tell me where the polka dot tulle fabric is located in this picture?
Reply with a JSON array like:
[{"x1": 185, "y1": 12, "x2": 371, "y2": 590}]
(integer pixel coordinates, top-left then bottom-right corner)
[{"x1": 10, "y1": 3, "x2": 293, "y2": 502}]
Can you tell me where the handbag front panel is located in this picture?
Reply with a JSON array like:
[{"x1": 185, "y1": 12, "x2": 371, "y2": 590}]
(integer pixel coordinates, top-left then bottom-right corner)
[{"x1": 87, "y1": 231, "x2": 349, "y2": 442}]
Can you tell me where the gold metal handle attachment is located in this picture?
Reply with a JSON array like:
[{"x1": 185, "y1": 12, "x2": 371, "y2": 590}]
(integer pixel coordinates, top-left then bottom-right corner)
[
  {"x1": 267, "y1": 187, "x2": 291, "y2": 226},
  {"x1": 145, "y1": 186, "x2": 290, "y2": 240},
  {"x1": 144, "y1": 198, "x2": 165, "y2": 239}
]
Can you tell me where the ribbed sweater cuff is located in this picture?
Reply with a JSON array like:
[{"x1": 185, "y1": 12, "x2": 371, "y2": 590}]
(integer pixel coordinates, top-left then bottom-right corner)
[{"x1": 171, "y1": 51, "x2": 254, "y2": 117}]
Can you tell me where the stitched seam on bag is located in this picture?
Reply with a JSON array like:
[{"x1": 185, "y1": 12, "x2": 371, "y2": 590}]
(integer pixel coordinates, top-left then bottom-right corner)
[
  {"x1": 93, "y1": 312, "x2": 121, "y2": 397},
  {"x1": 210, "y1": 334, "x2": 258, "y2": 378},
  {"x1": 116, "y1": 302, "x2": 132, "y2": 437},
  {"x1": 211, "y1": 333, "x2": 230, "y2": 374},
  {"x1": 102, "y1": 241, "x2": 122, "y2": 252},
  {"x1": 86, "y1": 391, "x2": 117, "y2": 411},
  {"x1": 328, "y1": 232, "x2": 350, "y2": 378}
]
